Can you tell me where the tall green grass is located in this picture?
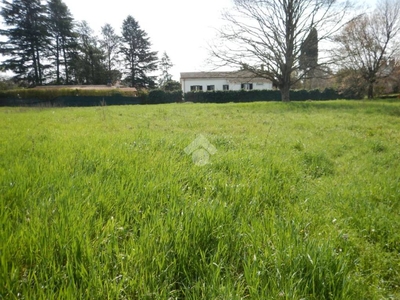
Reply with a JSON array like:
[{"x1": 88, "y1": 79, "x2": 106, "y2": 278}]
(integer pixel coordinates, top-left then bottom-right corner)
[{"x1": 1, "y1": 100, "x2": 399, "y2": 299}]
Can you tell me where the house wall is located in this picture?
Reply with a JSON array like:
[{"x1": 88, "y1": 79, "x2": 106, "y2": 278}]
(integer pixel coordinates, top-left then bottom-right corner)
[{"x1": 181, "y1": 78, "x2": 273, "y2": 93}]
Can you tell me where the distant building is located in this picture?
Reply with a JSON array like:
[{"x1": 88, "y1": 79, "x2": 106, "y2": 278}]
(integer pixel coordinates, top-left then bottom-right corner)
[{"x1": 180, "y1": 71, "x2": 273, "y2": 93}]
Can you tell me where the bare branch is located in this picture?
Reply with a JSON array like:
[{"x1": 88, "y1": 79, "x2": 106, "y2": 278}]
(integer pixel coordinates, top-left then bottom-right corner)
[
  {"x1": 332, "y1": 0, "x2": 400, "y2": 98},
  {"x1": 210, "y1": 0, "x2": 355, "y2": 101}
]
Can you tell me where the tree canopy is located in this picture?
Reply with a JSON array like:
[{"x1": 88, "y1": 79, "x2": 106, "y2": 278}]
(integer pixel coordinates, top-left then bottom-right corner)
[
  {"x1": 158, "y1": 51, "x2": 173, "y2": 87},
  {"x1": 120, "y1": 16, "x2": 158, "y2": 89},
  {"x1": 47, "y1": 0, "x2": 77, "y2": 84},
  {"x1": 0, "y1": 2, "x2": 159, "y2": 87},
  {"x1": 100, "y1": 23, "x2": 121, "y2": 84},
  {"x1": 0, "y1": 0, "x2": 49, "y2": 85}
]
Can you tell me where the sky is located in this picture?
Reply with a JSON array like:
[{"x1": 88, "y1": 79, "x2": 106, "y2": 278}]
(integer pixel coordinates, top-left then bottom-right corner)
[
  {"x1": 62, "y1": 0, "x2": 377, "y2": 81},
  {"x1": 63, "y1": 0, "x2": 234, "y2": 81},
  {"x1": 1, "y1": 0, "x2": 377, "y2": 82}
]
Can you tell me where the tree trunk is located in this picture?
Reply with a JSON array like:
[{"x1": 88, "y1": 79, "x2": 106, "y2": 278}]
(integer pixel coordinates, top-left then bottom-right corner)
[
  {"x1": 36, "y1": 46, "x2": 43, "y2": 85},
  {"x1": 108, "y1": 53, "x2": 112, "y2": 75},
  {"x1": 131, "y1": 60, "x2": 135, "y2": 88},
  {"x1": 56, "y1": 37, "x2": 60, "y2": 84},
  {"x1": 280, "y1": 84, "x2": 290, "y2": 102},
  {"x1": 62, "y1": 39, "x2": 69, "y2": 84},
  {"x1": 31, "y1": 43, "x2": 39, "y2": 85},
  {"x1": 367, "y1": 81, "x2": 374, "y2": 99}
]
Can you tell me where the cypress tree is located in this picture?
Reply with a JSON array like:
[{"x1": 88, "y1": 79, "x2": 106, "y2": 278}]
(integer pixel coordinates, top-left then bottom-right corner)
[{"x1": 299, "y1": 27, "x2": 318, "y2": 79}]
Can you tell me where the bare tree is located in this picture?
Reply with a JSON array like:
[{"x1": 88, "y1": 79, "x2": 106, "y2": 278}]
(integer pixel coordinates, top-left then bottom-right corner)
[
  {"x1": 211, "y1": 0, "x2": 354, "y2": 101},
  {"x1": 333, "y1": 0, "x2": 400, "y2": 99}
]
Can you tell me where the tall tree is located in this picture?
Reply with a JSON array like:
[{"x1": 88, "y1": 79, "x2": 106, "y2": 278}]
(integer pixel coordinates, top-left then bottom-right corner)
[
  {"x1": 70, "y1": 21, "x2": 106, "y2": 84},
  {"x1": 120, "y1": 15, "x2": 157, "y2": 89},
  {"x1": 211, "y1": 0, "x2": 353, "y2": 101},
  {"x1": 100, "y1": 23, "x2": 121, "y2": 84},
  {"x1": 158, "y1": 51, "x2": 173, "y2": 87},
  {"x1": 0, "y1": 0, "x2": 49, "y2": 85},
  {"x1": 333, "y1": 0, "x2": 400, "y2": 99},
  {"x1": 47, "y1": 0, "x2": 77, "y2": 84}
]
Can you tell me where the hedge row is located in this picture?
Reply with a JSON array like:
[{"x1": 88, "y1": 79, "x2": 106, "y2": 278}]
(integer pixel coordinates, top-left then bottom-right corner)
[
  {"x1": 0, "y1": 89, "x2": 183, "y2": 106},
  {"x1": 184, "y1": 88, "x2": 341, "y2": 103},
  {"x1": 146, "y1": 90, "x2": 183, "y2": 104},
  {"x1": 0, "y1": 87, "x2": 344, "y2": 107}
]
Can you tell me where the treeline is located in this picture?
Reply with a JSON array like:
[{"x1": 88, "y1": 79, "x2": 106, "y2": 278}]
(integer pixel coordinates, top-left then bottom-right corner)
[{"x1": 0, "y1": 0, "x2": 166, "y2": 88}]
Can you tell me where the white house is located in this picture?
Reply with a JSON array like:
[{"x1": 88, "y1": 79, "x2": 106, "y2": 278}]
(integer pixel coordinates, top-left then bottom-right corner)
[{"x1": 180, "y1": 71, "x2": 273, "y2": 93}]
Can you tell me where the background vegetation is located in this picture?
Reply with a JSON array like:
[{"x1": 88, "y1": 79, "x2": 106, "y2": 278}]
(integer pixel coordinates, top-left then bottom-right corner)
[
  {"x1": 0, "y1": 87, "x2": 354, "y2": 107},
  {"x1": 1, "y1": 100, "x2": 399, "y2": 298},
  {"x1": 1, "y1": 0, "x2": 399, "y2": 101},
  {"x1": 0, "y1": 0, "x2": 161, "y2": 88}
]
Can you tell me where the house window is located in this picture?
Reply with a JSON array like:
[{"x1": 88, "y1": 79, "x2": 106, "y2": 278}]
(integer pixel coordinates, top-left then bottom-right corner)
[
  {"x1": 207, "y1": 85, "x2": 215, "y2": 91},
  {"x1": 223, "y1": 84, "x2": 229, "y2": 91},
  {"x1": 241, "y1": 83, "x2": 253, "y2": 90},
  {"x1": 190, "y1": 85, "x2": 203, "y2": 91}
]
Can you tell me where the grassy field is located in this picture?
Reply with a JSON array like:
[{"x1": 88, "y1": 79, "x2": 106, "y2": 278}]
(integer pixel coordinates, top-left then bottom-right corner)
[{"x1": 1, "y1": 100, "x2": 399, "y2": 299}]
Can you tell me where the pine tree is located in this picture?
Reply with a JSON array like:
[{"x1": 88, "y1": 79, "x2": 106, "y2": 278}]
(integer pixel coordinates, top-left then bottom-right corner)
[
  {"x1": 47, "y1": 0, "x2": 77, "y2": 84},
  {"x1": 0, "y1": 0, "x2": 50, "y2": 85},
  {"x1": 120, "y1": 16, "x2": 157, "y2": 89}
]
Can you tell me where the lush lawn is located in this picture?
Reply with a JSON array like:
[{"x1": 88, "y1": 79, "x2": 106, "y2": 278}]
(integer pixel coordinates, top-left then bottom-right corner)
[{"x1": 1, "y1": 100, "x2": 399, "y2": 299}]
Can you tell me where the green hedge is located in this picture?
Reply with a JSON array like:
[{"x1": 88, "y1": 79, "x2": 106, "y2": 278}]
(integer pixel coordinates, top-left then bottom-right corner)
[
  {"x1": 146, "y1": 89, "x2": 183, "y2": 104},
  {"x1": 184, "y1": 88, "x2": 341, "y2": 103},
  {"x1": 0, "y1": 88, "x2": 183, "y2": 106},
  {"x1": 0, "y1": 87, "x2": 345, "y2": 106},
  {"x1": 0, "y1": 96, "x2": 143, "y2": 107}
]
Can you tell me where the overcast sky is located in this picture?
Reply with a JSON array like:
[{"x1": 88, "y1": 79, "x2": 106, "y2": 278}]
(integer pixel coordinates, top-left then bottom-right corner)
[{"x1": 62, "y1": 0, "x2": 233, "y2": 81}]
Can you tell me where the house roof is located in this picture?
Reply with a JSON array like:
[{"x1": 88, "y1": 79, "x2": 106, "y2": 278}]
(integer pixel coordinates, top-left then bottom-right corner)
[{"x1": 180, "y1": 70, "x2": 271, "y2": 83}]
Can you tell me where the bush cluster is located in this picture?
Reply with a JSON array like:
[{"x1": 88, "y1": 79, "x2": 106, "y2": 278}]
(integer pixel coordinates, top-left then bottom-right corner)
[{"x1": 184, "y1": 88, "x2": 341, "y2": 103}]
